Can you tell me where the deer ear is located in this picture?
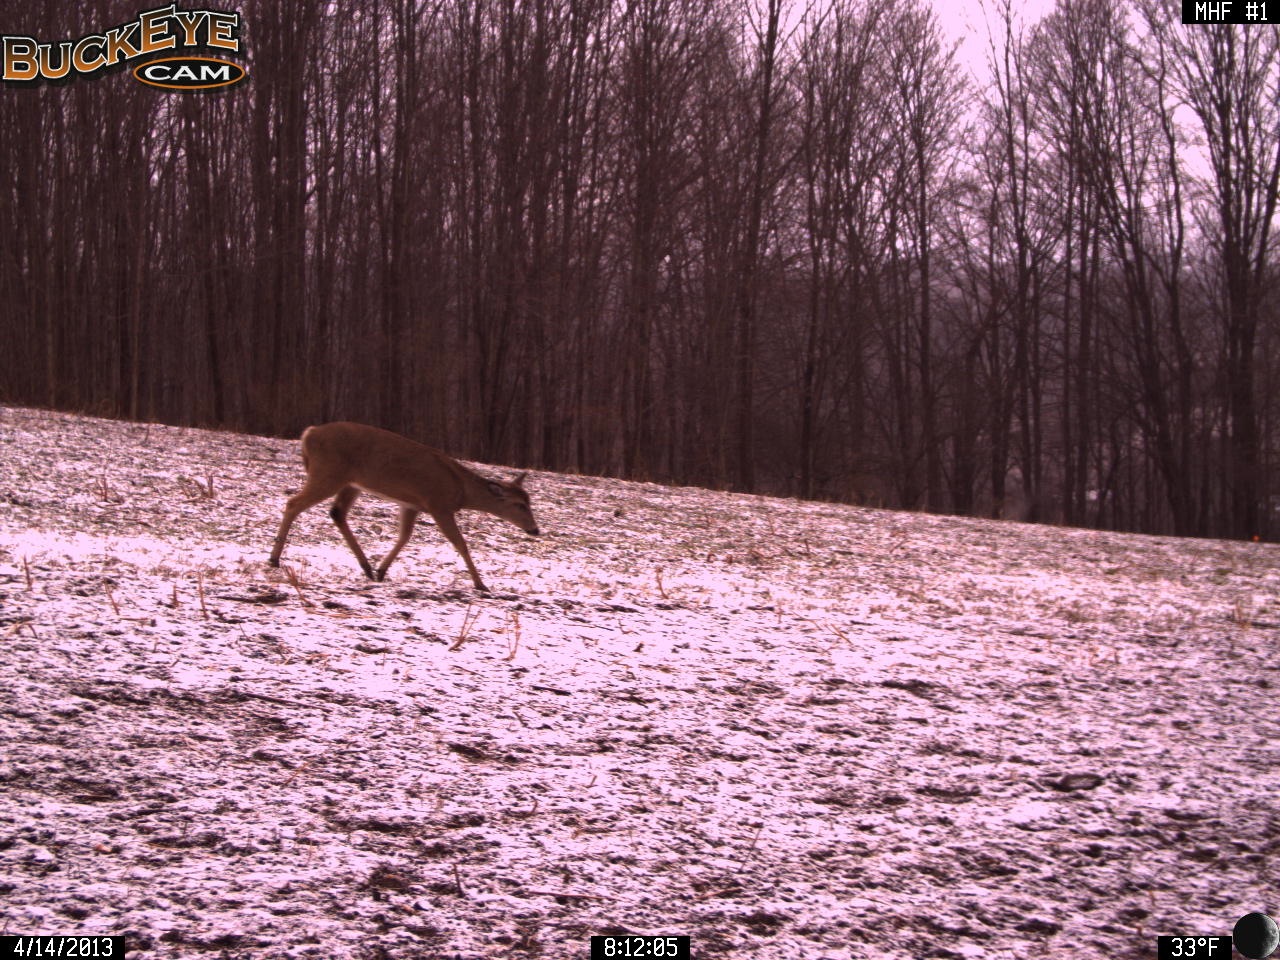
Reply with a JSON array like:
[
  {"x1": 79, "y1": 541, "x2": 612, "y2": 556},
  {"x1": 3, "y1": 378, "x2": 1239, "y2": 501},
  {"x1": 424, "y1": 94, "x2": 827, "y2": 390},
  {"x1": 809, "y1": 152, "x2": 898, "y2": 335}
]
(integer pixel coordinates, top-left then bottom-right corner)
[{"x1": 511, "y1": 471, "x2": 528, "y2": 487}]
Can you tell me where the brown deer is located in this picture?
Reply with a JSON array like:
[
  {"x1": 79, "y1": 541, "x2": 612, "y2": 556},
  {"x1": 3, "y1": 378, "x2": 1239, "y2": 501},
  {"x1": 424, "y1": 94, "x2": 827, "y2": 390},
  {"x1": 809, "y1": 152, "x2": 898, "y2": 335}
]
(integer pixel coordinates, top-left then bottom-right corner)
[{"x1": 268, "y1": 422, "x2": 539, "y2": 592}]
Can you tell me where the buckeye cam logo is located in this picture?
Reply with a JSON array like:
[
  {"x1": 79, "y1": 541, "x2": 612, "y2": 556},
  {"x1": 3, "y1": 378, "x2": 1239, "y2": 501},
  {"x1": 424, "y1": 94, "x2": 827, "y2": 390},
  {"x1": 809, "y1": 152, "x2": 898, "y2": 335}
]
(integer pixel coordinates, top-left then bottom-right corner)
[
  {"x1": 2, "y1": 5, "x2": 247, "y2": 90},
  {"x1": 134, "y1": 56, "x2": 246, "y2": 90}
]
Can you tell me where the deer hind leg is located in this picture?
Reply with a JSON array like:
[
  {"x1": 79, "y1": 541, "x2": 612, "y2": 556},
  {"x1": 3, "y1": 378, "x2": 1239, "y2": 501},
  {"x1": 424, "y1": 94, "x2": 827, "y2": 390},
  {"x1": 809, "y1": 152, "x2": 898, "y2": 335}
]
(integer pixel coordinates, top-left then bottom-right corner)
[
  {"x1": 327, "y1": 486, "x2": 377, "y2": 580},
  {"x1": 374, "y1": 507, "x2": 420, "y2": 582},
  {"x1": 269, "y1": 479, "x2": 344, "y2": 567},
  {"x1": 432, "y1": 511, "x2": 488, "y2": 593}
]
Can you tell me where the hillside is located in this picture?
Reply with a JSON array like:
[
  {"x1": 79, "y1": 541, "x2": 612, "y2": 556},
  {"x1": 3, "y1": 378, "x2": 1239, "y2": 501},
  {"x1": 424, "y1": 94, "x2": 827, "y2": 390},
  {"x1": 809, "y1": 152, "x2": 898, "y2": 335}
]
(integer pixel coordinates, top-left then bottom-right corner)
[{"x1": 1, "y1": 405, "x2": 1277, "y2": 959}]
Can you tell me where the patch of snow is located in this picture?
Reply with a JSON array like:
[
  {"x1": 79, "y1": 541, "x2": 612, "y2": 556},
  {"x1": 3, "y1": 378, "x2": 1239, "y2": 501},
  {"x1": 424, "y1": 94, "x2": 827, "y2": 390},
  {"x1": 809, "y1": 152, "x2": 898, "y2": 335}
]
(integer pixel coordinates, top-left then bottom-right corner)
[{"x1": 1, "y1": 404, "x2": 1277, "y2": 958}]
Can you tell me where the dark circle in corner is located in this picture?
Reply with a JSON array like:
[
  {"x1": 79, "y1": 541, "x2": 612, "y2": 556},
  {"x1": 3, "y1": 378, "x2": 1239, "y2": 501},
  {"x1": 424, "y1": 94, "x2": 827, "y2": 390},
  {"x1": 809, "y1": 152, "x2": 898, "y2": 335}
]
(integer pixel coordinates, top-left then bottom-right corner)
[{"x1": 1234, "y1": 912, "x2": 1280, "y2": 960}]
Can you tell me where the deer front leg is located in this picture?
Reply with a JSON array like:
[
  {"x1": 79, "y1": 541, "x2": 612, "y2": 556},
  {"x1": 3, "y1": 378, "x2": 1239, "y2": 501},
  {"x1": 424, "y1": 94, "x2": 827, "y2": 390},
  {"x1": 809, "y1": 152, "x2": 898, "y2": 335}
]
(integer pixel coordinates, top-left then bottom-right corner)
[{"x1": 432, "y1": 512, "x2": 489, "y2": 592}]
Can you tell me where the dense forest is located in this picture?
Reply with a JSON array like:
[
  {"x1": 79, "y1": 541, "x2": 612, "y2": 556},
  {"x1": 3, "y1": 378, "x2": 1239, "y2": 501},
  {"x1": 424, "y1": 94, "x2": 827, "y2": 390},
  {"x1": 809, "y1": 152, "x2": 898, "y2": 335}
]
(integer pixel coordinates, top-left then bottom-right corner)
[{"x1": 1, "y1": 0, "x2": 1277, "y2": 539}]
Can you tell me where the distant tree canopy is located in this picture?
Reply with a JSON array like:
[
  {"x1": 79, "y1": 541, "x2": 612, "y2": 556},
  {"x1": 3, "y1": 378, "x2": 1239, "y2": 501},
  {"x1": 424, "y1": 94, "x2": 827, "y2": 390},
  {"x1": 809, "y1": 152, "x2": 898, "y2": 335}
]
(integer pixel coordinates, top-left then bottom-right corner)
[{"x1": 1, "y1": 0, "x2": 1277, "y2": 539}]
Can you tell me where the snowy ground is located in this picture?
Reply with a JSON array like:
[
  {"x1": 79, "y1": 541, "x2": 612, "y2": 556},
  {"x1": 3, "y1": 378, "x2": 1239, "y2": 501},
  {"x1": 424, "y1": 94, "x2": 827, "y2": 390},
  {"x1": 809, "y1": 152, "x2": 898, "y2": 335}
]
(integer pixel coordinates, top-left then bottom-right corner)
[{"x1": 0, "y1": 404, "x2": 1277, "y2": 960}]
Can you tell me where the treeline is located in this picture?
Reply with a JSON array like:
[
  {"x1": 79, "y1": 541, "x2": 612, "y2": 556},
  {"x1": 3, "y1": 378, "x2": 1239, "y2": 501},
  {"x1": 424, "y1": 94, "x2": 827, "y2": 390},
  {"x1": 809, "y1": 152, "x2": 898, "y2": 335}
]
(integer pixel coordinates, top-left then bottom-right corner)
[{"x1": 1, "y1": 0, "x2": 1277, "y2": 538}]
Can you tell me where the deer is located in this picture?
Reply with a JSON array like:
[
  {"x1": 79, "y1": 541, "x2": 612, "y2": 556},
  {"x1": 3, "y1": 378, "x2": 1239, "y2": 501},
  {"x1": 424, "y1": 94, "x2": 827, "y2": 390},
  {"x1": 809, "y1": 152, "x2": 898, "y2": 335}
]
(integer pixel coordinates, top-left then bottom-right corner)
[{"x1": 268, "y1": 422, "x2": 539, "y2": 593}]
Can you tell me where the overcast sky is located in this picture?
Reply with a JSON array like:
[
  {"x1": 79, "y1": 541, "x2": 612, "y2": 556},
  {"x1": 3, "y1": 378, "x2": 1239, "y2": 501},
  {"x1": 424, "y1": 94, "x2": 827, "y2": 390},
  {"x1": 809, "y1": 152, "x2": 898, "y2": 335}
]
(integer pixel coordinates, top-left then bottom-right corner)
[{"x1": 932, "y1": 0, "x2": 1059, "y2": 84}]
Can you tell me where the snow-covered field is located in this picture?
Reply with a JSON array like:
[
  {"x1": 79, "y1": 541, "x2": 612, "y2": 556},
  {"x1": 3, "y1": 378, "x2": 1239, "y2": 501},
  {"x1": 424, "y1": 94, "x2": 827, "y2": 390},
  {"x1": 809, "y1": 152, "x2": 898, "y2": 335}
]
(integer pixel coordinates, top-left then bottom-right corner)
[{"x1": 0, "y1": 404, "x2": 1276, "y2": 959}]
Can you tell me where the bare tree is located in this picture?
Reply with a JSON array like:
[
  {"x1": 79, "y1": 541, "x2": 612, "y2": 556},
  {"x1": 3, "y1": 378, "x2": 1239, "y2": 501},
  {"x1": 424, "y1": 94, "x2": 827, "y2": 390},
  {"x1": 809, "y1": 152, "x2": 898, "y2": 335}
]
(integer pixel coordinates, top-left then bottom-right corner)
[
  {"x1": 2, "y1": 0, "x2": 1274, "y2": 539},
  {"x1": 1143, "y1": 9, "x2": 1280, "y2": 538}
]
